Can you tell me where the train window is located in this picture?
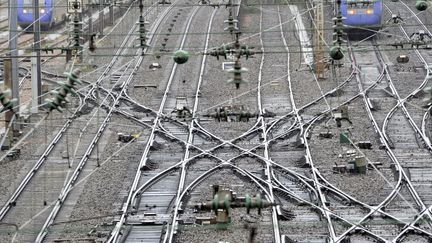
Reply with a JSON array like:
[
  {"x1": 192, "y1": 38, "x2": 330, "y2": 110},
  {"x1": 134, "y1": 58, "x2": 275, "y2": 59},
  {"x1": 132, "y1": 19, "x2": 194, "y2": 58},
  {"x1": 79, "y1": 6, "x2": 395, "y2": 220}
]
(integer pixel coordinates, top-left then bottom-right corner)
[
  {"x1": 346, "y1": 0, "x2": 373, "y2": 8},
  {"x1": 23, "y1": 0, "x2": 33, "y2": 7},
  {"x1": 22, "y1": 0, "x2": 45, "y2": 7}
]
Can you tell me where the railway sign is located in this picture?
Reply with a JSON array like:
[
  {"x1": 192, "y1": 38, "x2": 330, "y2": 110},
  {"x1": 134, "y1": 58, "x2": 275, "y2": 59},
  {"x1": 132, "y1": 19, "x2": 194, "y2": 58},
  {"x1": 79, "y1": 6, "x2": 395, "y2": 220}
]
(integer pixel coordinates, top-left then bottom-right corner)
[
  {"x1": 67, "y1": 0, "x2": 83, "y2": 13},
  {"x1": 222, "y1": 62, "x2": 235, "y2": 70}
]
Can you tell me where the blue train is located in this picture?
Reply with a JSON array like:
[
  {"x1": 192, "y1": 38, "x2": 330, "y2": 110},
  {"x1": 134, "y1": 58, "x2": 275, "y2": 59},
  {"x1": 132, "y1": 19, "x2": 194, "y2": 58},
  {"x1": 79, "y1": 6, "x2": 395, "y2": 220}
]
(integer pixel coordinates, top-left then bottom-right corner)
[
  {"x1": 340, "y1": 0, "x2": 383, "y2": 32},
  {"x1": 17, "y1": 0, "x2": 68, "y2": 30}
]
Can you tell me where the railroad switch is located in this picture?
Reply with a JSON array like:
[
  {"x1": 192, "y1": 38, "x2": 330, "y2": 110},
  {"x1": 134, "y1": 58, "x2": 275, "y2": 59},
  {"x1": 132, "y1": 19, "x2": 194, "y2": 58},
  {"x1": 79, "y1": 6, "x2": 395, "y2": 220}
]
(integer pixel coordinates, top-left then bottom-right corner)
[
  {"x1": 409, "y1": 30, "x2": 432, "y2": 48},
  {"x1": 173, "y1": 97, "x2": 192, "y2": 120},
  {"x1": 333, "y1": 155, "x2": 367, "y2": 174},
  {"x1": 334, "y1": 105, "x2": 352, "y2": 127},
  {"x1": 149, "y1": 63, "x2": 162, "y2": 70},
  {"x1": 174, "y1": 107, "x2": 192, "y2": 120},
  {"x1": 5, "y1": 149, "x2": 20, "y2": 160},
  {"x1": 193, "y1": 185, "x2": 276, "y2": 229},
  {"x1": 117, "y1": 133, "x2": 138, "y2": 143},
  {"x1": 357, "y1": 141, "x2": 372, "y2": 149},
  {"x1": 205, "y1": 105, "x2": 255, "y2": 122},
  {"x1": 149, "y1": 141, "x2": 162, "y2": 150},
  {"x1": 319, "y1": 131, "x2": 334, "y2": 139},
  {"x1": 387, "y1": 14, "x2": 403, "y2": 24}
]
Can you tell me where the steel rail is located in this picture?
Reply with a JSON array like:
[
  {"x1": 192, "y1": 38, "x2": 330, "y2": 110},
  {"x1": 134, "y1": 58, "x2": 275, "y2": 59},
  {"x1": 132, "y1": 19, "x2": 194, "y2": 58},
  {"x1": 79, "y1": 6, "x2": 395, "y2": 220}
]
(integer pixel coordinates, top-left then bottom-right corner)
[
  {"x1": 297, "y1": 59, "x2": 385, "y2": 242},
  {"x1": 35, "y1": 22, "x2": 155, "y2": 243},
  {"x1": 171, "y1": 161, "x2": 274, "y2": 219},
  {"x1": 314, "y1": 169, "x2": 432, "y2": 240},
  {"x1": 334, "y1": 43, "x2": 432, "y2": 242},
  {"x1": 0, "y1": 1, "x2": 148, "y2": 222},
  {"x1": 248, "y1": 168, "x2": 384, "y2": 242},
  {"x1": 277, "y1": 3, "x2": 338, "y2": 241},
  {"x1": 125, "y1": 54, "x2": 422, "y2": 242},
  {"x1": 256, "y1": 5, "x2": 290, "y2": 242},
  {"x1": 107, "y1": 2, "x2": 198, "y2": 241},
  {"x1": 129, "y1": 99, "x2": 376, "y2": 235},
  {"x1": 121, "y1": 92, "x2": 194, "y2": 133},
  {"x1": 372, "y1": 40, "x2": 425, "y2": 210},
  {"x1": 266, "y1": 69, "x2": 355, "y2": 134},
  {"x1": 165, "y1": 7, "x2": 217, "y2": 242},
  {"x1": 33, "y1": 2, "x2": 163, "y2": 241},
  {"x1": 251, "y1": 170, "x2": 388, "y2": 242},
  {"x1": 377, "y1": 4, "x2": 432, "y2": 238},
  {"x1": 421, "y1": 106, "x2": 431, "y2": 142},
  {"x1": 280, "y1": 69, "x2": 432, "y2": 237},
  {"x1": 383, "y1": 3, "x2": 432, "y2": 151}
]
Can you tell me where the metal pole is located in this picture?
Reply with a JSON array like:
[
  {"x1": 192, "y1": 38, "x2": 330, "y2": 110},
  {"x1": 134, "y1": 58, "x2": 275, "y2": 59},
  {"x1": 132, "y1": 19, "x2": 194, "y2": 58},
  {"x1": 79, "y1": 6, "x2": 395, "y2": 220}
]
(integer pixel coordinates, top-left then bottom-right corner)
[
  {"x1": 109, "y1": 3, "x2": 114, "y2": 26},
  {"x1": 8, "y1": 0, "x2": 19, "y2": 111},
  {"x1": 3, "y1": 59, "x2": 14, "y2": 149},
  {"x1": 96, "y1": 82, "x2": 100, "y2": 167},
  {"x1": 99, "y1": 0, "x2": 104, "y2": 35},
  {"x1": 34, "y1": 0, "x2": 42, "y2": 105},
  {"x1": 31, "y1": 56, "x2": 38, "y2": 113},
  {"x1": 88, "y1": 9, "x2": 93, "y2": 35}
]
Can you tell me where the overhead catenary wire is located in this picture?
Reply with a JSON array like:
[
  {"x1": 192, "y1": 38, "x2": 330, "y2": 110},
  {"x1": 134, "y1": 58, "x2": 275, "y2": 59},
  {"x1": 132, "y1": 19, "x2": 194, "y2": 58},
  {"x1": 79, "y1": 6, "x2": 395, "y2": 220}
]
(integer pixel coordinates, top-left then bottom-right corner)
[
  {"x1": 0, "y1": 0, "x2": 432, "y2": 242},
  {"x1": 3, "y1": 0, "x2": 431, "y2": 52},
  {"x1": 2, "y1": 0, "x2": 430, "y2": 132},
  {"x1": 2, "y1": 0, "x2": 432, "y2": 62}
]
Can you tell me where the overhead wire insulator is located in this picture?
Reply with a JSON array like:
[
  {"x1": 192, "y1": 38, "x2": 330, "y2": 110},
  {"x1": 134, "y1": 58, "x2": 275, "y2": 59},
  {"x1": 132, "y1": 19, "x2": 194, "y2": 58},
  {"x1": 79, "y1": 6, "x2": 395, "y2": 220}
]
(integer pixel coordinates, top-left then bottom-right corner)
[
  {"x1": 224, "y1": 9, "x2": 238, "y2": 34},
  {"x1": 330, "y1": 2, "x2": 345, "y2": 61},
  {"x1": 333, "y1": 29, "x2": 345, "y2": 45},
  {"x1": 89, "y1": 34, "x2": 97, "y2": 52},
  {"x1": 137, "y1": 16, "x2": 150, "y2": 53},
  {"x1": 173, "y1": 50, "x2": 190, "y2": 64},
  {"x1": 71, "y1": 15, "x2": 83, "y2": 51},
  {"x1": 226, "y1": 58, "x2": 248, "y2": 89},
  {"x1": 45, "y1": 69, "x2": 82, "y2": 112},
  {"x1": 416, "y1": 0, "x2": 428, "y2": 11},
  {"x1": 329, "y1": 46, "x2": 345, "y2": 60},
  {"x1": 0, "y1": 89, "x2": 16, "y2": 113}
]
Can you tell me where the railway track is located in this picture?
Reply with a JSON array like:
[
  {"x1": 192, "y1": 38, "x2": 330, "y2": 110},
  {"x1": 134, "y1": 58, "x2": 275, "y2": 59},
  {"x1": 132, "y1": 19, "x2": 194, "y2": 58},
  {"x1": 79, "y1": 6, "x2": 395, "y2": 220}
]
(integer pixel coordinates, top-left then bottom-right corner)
[
  {"x1": 108, "y1": 0, "x2": 197, "y2": 241},
  {"x1": 110, "y1": 1, "x2": 287, "y2": 242},
  {"x1": 1, "y1": 1, "x2": 432, "y2": 242},
  {"x1": 35, "y1": 1, "x2": 171, "y2": 241},
  {"x1": 0, "y1": 1, "x2": 162, "y2": 242},
  {"x1": 108, "y1": 2, "x2": 266, "y2": 242},
  {"x1": 298, "y1": 2, "x2": 432, "y2": 241}
]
